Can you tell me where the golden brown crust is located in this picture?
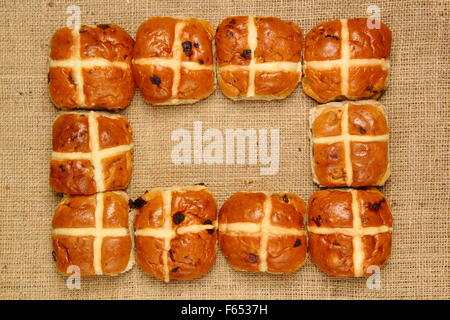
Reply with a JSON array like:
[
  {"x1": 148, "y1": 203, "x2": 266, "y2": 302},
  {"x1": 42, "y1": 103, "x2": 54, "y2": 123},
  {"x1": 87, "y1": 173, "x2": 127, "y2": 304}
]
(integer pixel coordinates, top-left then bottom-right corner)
[
  {"x1": 308, "y1": 233, "x2": 354, "y2": 276},
  {"x1": 132, "y1": 64, "x2": 174, "y2": 104},
  {"x1": 303, "y1": 18, "x2": 392, "y2": 103},
  {"x1": 50, "y1": 112, "x2": 133, "y2": 195},
  {"x1": 178, "y1": 68, "x2": 215, "y2": 100},
  {"x1": 132, "y1": 17, "x2": 215, "y2": 105},
  {"x1": 52, "y1": 235, "x2": 95, "y2": 275},
  {"x1": 52, "y1": 192, "x2": 132, "y2": 276},
  {"x1": 180, "y1": 18, "x2": 215, "y2": 64},
  {"x1": 361, "y1": 233, "x2": 391, "y2": 274},
  {"x1": 97, "y1": 115, "x2": 132, "y2": 149},
  {"x1": 52, "y1": 195, "x2": 96, "y2": 228},
  {"x1": 254, "y1": 71, "x2": 300, "y2": 97},
  {"x1": 52, "y1": 192, "x2": 129, "y2": 229},
  {"x1": 347, "y1": 65, "x2": 388, "y2": 99},
  {"x1": 311, "y1": 106, "x2": 343, "y2": 137},
  {"x1": 50, "y1": 159, "x2": 96, "y2": 195},
  {"x1": 135, "y1": 236, "x2": 165, "y2": 279},
  {"x1": 168, "y1": 231, "x2": 216, "y2": 280},
  {"x1": 103, "y1": 192, "x2": 129, "y2": 228},
  {"x1": 302, "y1": 67, "x2": 343, "y2": 103},
  {"x1": 347, "y1": 104, "x2": 388, "y2": 135},
  {"x1": 310, "y1": 101, "x2": 389, "y2": 187},
  {"x1": 347, "y1": 18, "x2": 392, "y2": 59},
  {"x1": 134, "y1": 186, "x2": 217, "y2": 281},
  {"x1": 219, "y1": 191, "x2": 307, "y2": 274},
  {"x1": 312, "y1": 142, "x2": 347, "y2": 186},
  {"x1": 219, "y1": 234, "x2": 261, "y2": 272},
  {"x1": 134, "y1": 191, "x2": 165, "y2": 229},
  {"x1": 48, "y1": 67, "x2": 78, "y2": 108},
  {"x1": 266, "y1": 235, "x2": 307, "y2": 273},
  {"x1": 254, "y1": 17, "x2": 302, "y2": 63},
  {"x1": 217, "y1": 70, "x2": 249, "y2": 98},
  {"x1": 216, "y1": 16, "x2": 250, "y2": 66},
  {"x1": 101, "y1": 236, "x2": 132, "y2": 275},
  {"x1": 304, "y1": 20, "x2": 342, "y2": 61},
  {"x1": 81, "y1": 66, "x2": 135, "y2": 110},
  {"x1": 78, "y1": 25, "x2": 134, "y2": 61},
  {"x1": 216, "y1": 16, "x2": 302, "y2": 100},
  {"x1": 170, "y1": 189, "x2": 217, "y2": 227},
  {"x1": 101, "y1": 151, "x2": 132, "y2": 191},
  {"x1": 307, "y1": 189, "x2": 353, "y2": 228},
  {"x1": 49, "y1": 24, "x2": 135, "y2": 110},
  {"x1": 350, "y1": 141, "x2": 389, "y2": 187},
  {"x1": 358, "y1": 189, "x2": 393, "y2": 228},
  {"x1": 307, "y1": 189, "x2": 393, "y2": 277},
  {"x1": 52, "y1": 113, "x2": 90, "y2": 152},
  {"x1": 218, "y1": 192, "x2": 266, "y2": 224},
  {"x1": 269, "y1": 194, "x2": 305, "y2": 229},
  {"x1": 133, "y1": 17, "x2": 178, "y2": 58},
  {"x1": 50, "y1": 28, "x2": 75, "y2": 60}
]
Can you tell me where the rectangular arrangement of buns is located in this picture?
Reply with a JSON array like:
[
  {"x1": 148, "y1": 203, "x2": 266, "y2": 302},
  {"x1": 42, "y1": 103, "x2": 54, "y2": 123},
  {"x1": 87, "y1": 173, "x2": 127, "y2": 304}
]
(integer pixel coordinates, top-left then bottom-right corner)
[{"x1": 48, "y1": 16, "x2": 393, "y2": 281}]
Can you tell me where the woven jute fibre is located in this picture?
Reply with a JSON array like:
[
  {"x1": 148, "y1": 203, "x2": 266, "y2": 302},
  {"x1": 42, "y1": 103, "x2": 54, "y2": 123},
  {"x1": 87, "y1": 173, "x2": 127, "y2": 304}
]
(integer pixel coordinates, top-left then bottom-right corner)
[{"x1": 0, "y1": 0, "x2": 448, "y2": 300}]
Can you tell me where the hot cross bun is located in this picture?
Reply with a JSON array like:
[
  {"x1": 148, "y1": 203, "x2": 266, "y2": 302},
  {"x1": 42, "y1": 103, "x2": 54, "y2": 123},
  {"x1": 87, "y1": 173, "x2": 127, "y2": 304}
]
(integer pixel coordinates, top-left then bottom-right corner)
[
  {"x1": 219, "y1": 191, "x2": 307, "y2": 274},
  {"x1": 302, "y1": 18, "x2": 392, "y2": 103},
  {"x1": 132, "y1": 17, "x2": 215, "y2": 105},
  {"x1": 216, "y1": 16, "x2": 303, "y2": 100},
  {"x1": 52, "y1": 191, "x2": 133, "y2": 276},
  {"x1": 48, "y1": 24, "x2": 135, "y2": 110},
  {"x1": 308, "y1": 189, "x2": 393, "y2": 277},
  {"x1": 50, "y1": 111, "x2": 133, "y2": 195},
  {"x1": 133, "y1": 185, "x2": 217, "y2": 282},
  {"x1": 310, "y1": 100, "x2": 390, "y2": 187}
]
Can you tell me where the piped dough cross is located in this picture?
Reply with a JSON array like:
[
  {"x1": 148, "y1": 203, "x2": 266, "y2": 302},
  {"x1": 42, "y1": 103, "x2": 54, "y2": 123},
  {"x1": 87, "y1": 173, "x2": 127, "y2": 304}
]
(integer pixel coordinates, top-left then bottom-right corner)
[
  {"x1": 307, "y1": 189, "x2": 393, "y2": 277},
  {"x1": 49, "y1": 26, "x2": 130, "y2": 107},
  {"x1": 304, "y1": 19, "x2": 390, "y2": 97},
  {"x1": 132, "y1": 21, "x2": 214, "y2": 104},
  {"x1": 219, "y1": 192, "x2": 306, "y2": 272},
  {"x1": 52, "y1": 111, "x2": 133, "y2": 192},
  {"x1": 52, "y1": 192, "x2": 130, "y2": 275},
  {"x1": 219, "y1": 16, "x2": 302, "y2": 97},
  {"x1": 134, "y1": 189, "x2": 217, "y2": 282}
]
